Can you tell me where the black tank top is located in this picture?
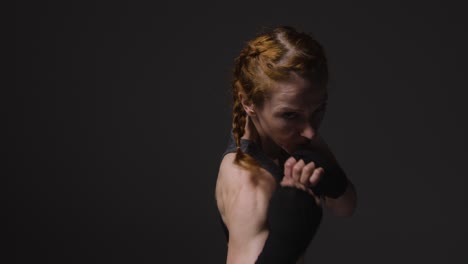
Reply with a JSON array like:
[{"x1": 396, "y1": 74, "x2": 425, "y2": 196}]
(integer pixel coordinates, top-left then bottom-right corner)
[{"x1": 217, "y1": 131, "x2": 323, "y2": 242}]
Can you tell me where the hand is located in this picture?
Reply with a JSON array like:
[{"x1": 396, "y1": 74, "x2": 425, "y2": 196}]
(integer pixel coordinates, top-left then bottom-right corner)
[{"x1": 280, "y1": 156, "x2": 324, "y2": 206}]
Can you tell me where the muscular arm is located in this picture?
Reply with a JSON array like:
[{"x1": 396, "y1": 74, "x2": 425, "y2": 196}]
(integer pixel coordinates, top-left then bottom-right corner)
[
  {"x1": 218, "y1": 156, "x2": 310, "y2": 264},
  {"x1": 217, "y1": 158, "x2": 274, "y2": 264},
  {"x1": 225, "y1": 182, "x2": 270, "y2": 264}
]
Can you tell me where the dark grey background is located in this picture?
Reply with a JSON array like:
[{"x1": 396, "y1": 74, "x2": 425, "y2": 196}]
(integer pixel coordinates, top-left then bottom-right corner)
[{"x1": 12, "y1": 0, "x2": 467, "y2": 263}]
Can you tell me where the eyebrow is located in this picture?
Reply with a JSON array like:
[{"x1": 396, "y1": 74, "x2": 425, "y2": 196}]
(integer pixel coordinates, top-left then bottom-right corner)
[{"x1": 276, "y1": 101, "x2": 328, "y2": 113}]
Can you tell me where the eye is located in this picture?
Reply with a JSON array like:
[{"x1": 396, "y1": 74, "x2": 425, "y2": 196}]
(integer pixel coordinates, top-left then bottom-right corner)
[
  {"x1": 282, "y1": 112, "x2": 299, "y2": 120},
  {"x1": 311, "y1": 103, "x2": 327, "y2": 117},
  {"x1": 310, "y1": 108, "x2": 326, "y2": 124}
]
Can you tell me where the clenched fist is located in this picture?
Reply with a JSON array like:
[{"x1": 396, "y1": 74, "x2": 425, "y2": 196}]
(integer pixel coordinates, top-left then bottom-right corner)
[{"x1": 280, "y1": 156, "x2": 323, "y2": 206}]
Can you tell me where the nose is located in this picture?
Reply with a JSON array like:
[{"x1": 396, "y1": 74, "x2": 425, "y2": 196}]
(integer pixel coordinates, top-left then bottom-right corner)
[{"x1": 300, "y1": 123, "x2": 316, "y2": 140}]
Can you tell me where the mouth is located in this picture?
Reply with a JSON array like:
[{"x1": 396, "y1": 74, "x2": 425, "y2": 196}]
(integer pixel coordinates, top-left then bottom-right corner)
[
  {"x1": 298, "y1": 138, "x2": 313, "y2": 146},
  {"x1": 279, "y1": 138, "x2": 314, "y2": 155}
]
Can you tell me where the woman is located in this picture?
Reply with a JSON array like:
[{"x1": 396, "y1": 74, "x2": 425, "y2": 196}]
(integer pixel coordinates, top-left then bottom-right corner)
[{"x1": 215, "y1": 26, "x2": 357, "y2": 264}]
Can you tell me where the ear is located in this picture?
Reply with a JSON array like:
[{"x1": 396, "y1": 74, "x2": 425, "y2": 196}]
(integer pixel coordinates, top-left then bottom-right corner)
[{"x1": 238, "y1": 92, "x2": 256, "y2": 116}]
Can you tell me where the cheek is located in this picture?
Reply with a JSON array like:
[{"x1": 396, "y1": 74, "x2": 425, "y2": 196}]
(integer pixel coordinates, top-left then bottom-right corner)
[{"x1": 271, "y1": 120, "x2": 300, "y2": 142}]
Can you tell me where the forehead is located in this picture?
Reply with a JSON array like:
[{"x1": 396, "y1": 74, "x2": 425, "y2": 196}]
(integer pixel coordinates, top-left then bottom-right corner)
[{"x1": 268, "y1": 77, "x2": 327, "y2": 110}]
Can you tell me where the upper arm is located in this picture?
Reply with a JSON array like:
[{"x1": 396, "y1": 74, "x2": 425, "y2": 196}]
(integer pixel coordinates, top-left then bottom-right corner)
[
  {"x1": 226, "y1": 180, "x2": 269, "y2": 243},
  {"x1": 216, "y1": 154, "x2": 271, "y2": 244}
]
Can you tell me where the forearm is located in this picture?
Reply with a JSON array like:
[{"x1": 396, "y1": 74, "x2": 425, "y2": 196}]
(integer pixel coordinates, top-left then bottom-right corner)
[{"x1": 323, "y1": 179, "x2": 357, "y2": 217}]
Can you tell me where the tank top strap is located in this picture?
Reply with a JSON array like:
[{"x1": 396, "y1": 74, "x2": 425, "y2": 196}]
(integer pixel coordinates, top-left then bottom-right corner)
[
  {"x1": 218, "y1": 129, "x2": 293, "y2": 242},
  {"x1": 221, "y1": 130, "x2": 290, "y2": 183}
]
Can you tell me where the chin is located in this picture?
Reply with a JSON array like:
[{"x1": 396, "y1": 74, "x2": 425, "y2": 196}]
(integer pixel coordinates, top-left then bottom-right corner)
[
  {"x1": 281, "y1": 143, "x2": 300, "y2": 155},
  {"x1": 277, "y1": 142, "x2": 292, "y2": 154},
  {"x1": 288, "y1": 141, "x2": 313, "y2": 154}
]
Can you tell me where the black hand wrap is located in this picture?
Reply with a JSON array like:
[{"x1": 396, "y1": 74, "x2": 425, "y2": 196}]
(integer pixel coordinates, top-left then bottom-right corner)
[
  {"x1": 292, "y1": 149, "x2": 349, "y2": 199},
  {"x1": 255, "y1": 186, "x2": 322, "y2": 264}
]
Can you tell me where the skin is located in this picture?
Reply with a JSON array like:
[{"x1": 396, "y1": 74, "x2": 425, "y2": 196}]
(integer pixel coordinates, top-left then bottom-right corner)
[
  {"x1": 242, "y1": 73, "x2": 329, "y2": 158},
  {"x1": 215, "y1": 73, "x2": 357, "y2": 264}
]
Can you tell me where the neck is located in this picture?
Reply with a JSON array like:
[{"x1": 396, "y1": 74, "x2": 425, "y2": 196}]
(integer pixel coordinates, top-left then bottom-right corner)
[
  {"x1": 241, "y1": 116, "x2": 285, "y2": 161},
  {"x1": 257, "y1": 136, "x2": 283, "y2": 161}
]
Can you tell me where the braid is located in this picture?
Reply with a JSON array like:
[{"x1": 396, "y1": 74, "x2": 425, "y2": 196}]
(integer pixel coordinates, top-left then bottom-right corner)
[
  {"x1": 232, "y1": 80, "x2": 246, "y2": 149},
  {"x1": 231, "y1": 79, "x2": 260, "y2": 172}
]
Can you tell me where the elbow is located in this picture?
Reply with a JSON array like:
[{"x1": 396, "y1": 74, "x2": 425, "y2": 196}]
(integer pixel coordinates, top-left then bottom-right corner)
[
  {"x1": 324, "y1": 181, "x2": 357, "y2": 217},
  {"x1": 331, "y1": 202, "x2": 356, "y2": 217}
]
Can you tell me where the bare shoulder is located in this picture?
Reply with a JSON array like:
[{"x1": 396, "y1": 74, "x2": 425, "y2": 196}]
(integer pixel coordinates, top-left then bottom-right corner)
[
  {"x1": 215, "y1": 152, "x2": 276, "y2": 239},
  {"x1": 215, "y1": 153, "x2": 306, "y2": 263}
]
